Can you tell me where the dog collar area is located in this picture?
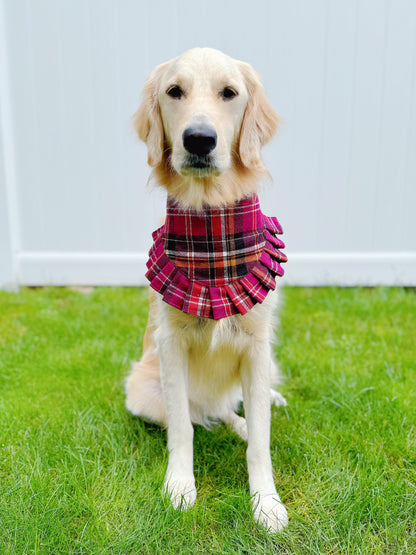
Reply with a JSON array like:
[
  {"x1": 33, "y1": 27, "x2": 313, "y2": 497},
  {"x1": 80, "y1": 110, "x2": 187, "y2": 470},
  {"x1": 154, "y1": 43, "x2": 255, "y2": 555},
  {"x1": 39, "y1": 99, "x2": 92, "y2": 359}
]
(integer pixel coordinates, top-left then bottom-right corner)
[{"x1": 145, "y1": 194, "x2": 287, "y2": 320}]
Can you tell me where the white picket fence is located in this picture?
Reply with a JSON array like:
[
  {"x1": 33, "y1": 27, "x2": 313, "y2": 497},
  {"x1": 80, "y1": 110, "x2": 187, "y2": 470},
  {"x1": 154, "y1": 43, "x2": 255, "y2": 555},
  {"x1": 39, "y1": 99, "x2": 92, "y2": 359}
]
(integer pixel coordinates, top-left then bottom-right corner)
[{"x1": 1, "y1": 0, "x2": 415, "y2": 289}]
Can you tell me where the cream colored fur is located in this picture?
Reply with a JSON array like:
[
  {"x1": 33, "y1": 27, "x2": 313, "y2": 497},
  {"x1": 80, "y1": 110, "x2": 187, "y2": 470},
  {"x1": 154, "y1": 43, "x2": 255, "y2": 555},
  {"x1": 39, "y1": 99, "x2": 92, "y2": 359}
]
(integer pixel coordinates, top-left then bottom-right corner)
[{"x1": 125, "y1": 48, "x2": 288, "y2": 532}]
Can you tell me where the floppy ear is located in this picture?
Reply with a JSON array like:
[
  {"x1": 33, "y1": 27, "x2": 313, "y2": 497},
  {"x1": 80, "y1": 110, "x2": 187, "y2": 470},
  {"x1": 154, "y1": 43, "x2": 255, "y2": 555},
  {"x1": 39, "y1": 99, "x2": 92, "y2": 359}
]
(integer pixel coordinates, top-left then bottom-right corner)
[
  {"x1": 237, "y1": 62, "x2": 280, "y2": 169},
  {"x1": 133, "y1": 63, "x2": 167, "y2": 167}
]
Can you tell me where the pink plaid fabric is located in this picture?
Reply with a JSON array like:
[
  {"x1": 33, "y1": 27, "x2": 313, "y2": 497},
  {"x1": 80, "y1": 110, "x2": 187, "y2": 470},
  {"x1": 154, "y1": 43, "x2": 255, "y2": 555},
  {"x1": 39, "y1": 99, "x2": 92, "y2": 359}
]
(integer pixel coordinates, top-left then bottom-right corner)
[{"x1": 145, "y1": 194, "x2": 287, "y2": 320}]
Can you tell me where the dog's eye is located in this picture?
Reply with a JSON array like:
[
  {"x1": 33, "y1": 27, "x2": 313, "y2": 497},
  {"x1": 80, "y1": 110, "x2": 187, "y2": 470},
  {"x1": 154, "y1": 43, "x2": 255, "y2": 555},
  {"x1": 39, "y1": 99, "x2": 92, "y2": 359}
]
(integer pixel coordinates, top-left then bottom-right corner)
[
  {"x1": 221, "y1": 87, "x2": 238, "y2": 100},
  {"x1": 166, "y1": 85, "x2": 184, "y2": 99}
]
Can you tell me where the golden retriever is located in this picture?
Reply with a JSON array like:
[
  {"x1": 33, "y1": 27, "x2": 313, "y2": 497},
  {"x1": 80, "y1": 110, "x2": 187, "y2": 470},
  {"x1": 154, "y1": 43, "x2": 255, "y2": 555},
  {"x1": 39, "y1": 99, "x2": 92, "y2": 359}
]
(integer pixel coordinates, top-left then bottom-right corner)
[{"x1": 125, "y1": 47, "x2": 288, "y2": 532}]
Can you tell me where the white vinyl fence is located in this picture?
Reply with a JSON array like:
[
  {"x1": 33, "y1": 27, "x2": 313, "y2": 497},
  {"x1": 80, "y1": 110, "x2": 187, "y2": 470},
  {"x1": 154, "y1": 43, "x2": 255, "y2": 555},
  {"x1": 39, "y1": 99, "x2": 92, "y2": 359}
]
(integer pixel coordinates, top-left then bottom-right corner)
[{"x1": 1, "y1": 0, "x2": 415, "y2": 289}]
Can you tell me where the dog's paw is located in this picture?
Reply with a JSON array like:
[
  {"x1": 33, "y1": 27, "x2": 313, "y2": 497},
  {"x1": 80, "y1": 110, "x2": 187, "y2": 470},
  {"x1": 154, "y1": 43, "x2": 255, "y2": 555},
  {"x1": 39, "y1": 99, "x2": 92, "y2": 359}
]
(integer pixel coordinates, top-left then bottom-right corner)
[
  {"x1": 163, "y1": 474, "x2": 197, "y2": 511},
  {"x1": 227, "y1": 413, "x2": 248, "y2": 441},
  {"x1": 270, "y1": 389, "x2": 288, "y2": 408},
  {"x1": 252, "y1": 492, "x2": 288, "y2": 533},
  {"x1": 233, "y1": 417, "x2": 248, "y2": 441}
]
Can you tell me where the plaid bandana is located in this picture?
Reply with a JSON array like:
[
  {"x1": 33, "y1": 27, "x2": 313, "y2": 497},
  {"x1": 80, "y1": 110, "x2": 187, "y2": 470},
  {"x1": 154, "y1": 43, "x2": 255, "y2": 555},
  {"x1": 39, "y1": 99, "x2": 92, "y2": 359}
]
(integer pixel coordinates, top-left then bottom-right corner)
[{"x1": 146, "y1": 194, "x2": 287, "y2": 320}]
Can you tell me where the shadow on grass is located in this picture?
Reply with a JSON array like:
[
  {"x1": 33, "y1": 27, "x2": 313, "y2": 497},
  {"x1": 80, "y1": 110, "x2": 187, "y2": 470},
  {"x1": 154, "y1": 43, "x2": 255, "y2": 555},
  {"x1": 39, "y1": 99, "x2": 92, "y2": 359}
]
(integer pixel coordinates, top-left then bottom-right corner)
[{"x1": 124, "y1": 409, "x2": 250, "y2": 493}]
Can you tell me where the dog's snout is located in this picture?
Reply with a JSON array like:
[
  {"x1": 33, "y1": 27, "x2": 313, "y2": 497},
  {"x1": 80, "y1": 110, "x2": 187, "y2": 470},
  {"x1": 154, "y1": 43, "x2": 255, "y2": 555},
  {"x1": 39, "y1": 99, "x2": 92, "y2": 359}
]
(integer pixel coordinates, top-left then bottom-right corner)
[{"x1": 182, "y1": 126, "x2": 217, "y2": 156}]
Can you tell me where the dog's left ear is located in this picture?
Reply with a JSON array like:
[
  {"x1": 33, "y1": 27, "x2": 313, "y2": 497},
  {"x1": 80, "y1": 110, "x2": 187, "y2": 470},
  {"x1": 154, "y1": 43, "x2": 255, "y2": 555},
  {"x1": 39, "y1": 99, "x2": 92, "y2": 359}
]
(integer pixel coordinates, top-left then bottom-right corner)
[
  {"x1": 237, "y1": 62, "x2": 280, "y2": 169},
  {"x1": 133, "y1": 63, "x2": 167, "y2": 167}
]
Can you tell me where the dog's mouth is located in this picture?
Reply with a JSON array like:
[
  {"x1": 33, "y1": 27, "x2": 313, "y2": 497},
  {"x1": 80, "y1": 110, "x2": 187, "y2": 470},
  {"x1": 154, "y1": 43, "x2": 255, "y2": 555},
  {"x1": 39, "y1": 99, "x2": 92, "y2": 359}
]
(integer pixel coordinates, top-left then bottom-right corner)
[{"x1": 181, "y1": 155, "x2": 221, "y2": 177}]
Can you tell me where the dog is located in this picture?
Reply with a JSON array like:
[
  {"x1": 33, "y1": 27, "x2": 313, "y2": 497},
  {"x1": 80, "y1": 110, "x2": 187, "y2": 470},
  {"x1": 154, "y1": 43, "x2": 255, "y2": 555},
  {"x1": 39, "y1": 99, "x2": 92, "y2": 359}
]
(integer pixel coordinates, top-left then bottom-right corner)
[{"x1": 125, "y1": 48, "x2": 288, "y2": 533}]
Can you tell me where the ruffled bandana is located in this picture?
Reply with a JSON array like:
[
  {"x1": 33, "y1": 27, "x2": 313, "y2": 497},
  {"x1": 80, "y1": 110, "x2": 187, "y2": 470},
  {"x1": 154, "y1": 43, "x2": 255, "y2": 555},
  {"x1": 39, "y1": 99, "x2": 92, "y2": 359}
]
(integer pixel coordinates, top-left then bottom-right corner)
[{"x1": 145, "y1": 194, "x2": 287, "y2": 320}]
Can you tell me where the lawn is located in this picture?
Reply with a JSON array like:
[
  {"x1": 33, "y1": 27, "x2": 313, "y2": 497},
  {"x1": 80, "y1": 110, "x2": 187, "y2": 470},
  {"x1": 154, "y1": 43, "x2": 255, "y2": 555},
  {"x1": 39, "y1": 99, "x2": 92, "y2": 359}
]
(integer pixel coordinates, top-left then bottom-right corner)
[{"x1": 0, "y1": 286, "x2": 415, "y2": 554}]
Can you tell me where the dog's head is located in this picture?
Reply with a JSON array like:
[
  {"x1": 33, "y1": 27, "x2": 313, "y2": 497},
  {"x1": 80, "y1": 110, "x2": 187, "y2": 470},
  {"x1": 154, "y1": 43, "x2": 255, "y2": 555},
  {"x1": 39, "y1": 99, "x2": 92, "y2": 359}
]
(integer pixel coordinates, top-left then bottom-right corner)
[
  {"x1": 135, "y1": 48, "x2": 279, "y2": 174},
  {"x1": 134, "y1": 48, "x2": 279, "y2": 205}
]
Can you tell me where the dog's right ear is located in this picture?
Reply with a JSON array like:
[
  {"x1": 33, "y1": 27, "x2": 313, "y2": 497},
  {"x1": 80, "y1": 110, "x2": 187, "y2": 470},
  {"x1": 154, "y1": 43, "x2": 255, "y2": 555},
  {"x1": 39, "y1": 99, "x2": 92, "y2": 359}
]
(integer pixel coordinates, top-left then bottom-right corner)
[{"x1": 133, "y1": 63, "x2": 167, "y2": 167}]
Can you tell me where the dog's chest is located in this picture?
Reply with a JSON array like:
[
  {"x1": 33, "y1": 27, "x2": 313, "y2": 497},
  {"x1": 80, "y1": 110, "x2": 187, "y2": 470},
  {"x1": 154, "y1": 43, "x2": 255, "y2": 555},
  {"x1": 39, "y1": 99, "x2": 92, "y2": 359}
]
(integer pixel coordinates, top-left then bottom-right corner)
[{"x1": 177, "y1": 309, "x2": 260, "y2": 357}]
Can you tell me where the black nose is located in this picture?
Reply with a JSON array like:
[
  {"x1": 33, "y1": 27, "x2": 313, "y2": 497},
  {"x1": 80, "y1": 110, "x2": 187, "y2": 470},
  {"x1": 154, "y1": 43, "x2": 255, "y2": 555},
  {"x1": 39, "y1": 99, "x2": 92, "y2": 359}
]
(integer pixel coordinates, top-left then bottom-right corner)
[{"x1": 182, "y1": 126, "x2": 217, "y2": 156}]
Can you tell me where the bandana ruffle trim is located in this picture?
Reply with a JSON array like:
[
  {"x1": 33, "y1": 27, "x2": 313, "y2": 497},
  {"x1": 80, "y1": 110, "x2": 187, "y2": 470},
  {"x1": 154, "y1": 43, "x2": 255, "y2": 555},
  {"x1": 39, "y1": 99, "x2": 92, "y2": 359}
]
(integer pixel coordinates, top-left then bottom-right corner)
[{"x1": 145, "y1": 213, "x2": 287, "y2": 320}]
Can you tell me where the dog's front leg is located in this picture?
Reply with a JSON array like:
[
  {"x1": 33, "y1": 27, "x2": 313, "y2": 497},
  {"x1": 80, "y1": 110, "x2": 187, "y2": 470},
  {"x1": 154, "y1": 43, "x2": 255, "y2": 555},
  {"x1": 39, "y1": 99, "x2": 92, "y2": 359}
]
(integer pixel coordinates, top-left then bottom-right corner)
[
  {"x1": 240, "y1": 344, "x2": 288, "y2": 532},
  {"x1": 156, "y1": 329, "x2": 196, "y2": 511}
]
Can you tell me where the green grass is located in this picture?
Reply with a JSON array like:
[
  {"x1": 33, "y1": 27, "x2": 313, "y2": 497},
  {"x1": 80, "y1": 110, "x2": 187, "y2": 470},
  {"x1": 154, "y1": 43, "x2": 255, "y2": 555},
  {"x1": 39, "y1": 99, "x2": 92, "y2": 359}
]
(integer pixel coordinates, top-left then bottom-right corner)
[{"x1": 0, "y1": 286, "x2": 415, "y2": 554}]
